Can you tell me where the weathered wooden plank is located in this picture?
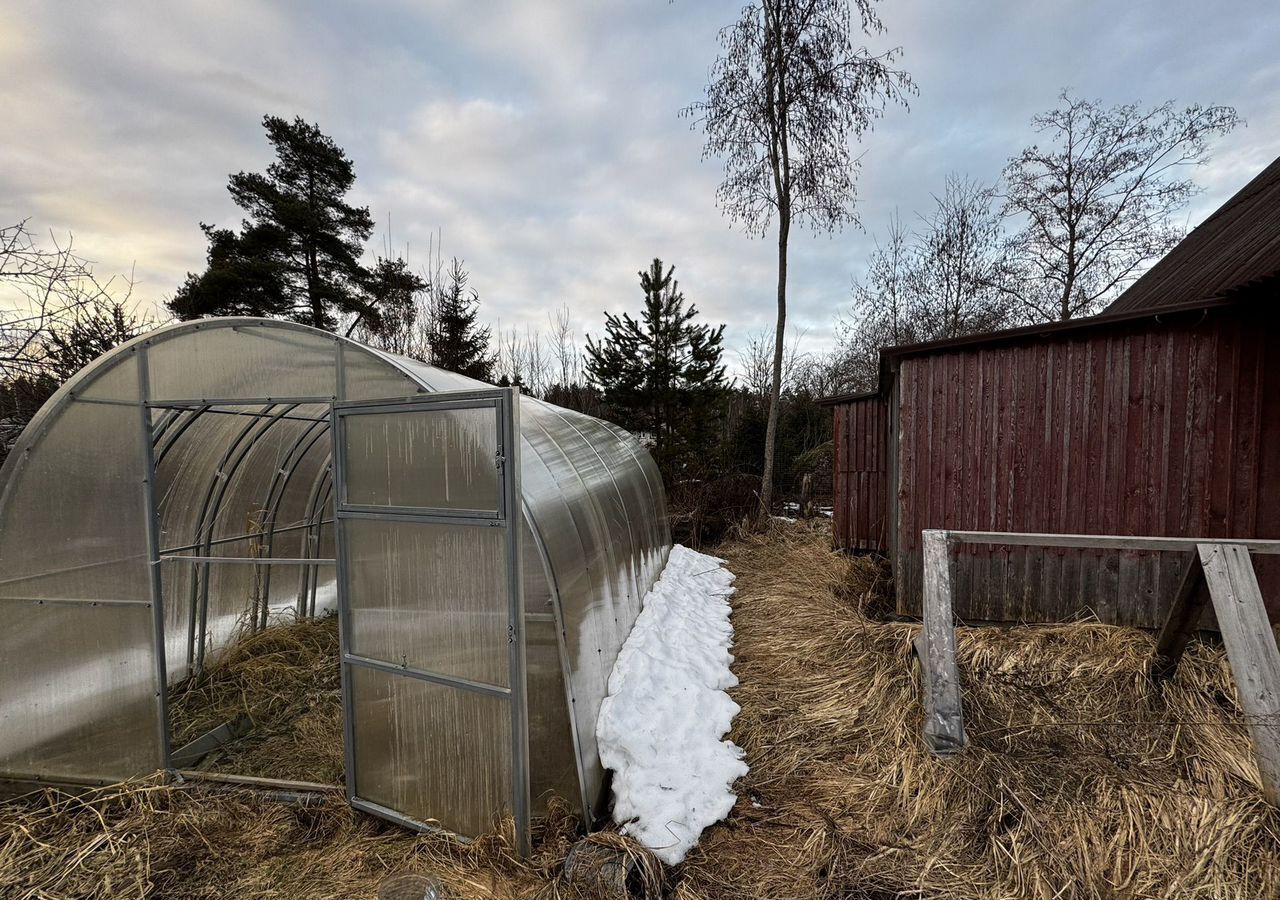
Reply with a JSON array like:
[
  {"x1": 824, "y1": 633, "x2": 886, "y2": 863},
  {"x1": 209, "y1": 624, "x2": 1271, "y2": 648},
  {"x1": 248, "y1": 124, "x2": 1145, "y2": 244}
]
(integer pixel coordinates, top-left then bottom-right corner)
[
  {"x1": 1199, "y1": 542, "x2": 1280, "y2": 805},
  {"x1": 1152, "y1": 554, "x2": 1212, "y2": 679},
  {"x1": 919, "y1": 530, "x2": 966, "y2": 755},
  {"x1": 944, "y1": 531, "x2": 1280, "y2": 554},
  {"x1": 171, "y1": 714, "x2": 253, "y2": 768}
]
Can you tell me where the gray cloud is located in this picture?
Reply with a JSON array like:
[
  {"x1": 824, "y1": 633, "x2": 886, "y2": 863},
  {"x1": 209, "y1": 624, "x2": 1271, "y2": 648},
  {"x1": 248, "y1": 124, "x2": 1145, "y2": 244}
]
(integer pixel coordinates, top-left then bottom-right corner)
[{"x1": 1, "y1": 0, "x2": 1276, "y2": 359}]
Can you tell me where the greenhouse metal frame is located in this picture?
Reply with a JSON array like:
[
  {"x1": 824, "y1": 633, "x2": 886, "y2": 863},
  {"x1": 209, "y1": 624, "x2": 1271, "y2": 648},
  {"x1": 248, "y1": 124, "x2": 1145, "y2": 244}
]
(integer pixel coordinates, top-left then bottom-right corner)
[{"x1": 0, "y1": 317, "x2": 671, "y2": 853}]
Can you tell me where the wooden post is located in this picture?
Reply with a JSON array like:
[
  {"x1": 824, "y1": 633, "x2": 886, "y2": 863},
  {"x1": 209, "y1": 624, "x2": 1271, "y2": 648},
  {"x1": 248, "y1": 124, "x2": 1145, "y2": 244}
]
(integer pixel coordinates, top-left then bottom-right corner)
[
  {"x1": 919, "y1": 529, "x2": 966, "y2": 755},
  {"x1": 1152, "y1": 553, "x2": 1213, "y2": 680},
  {"x1": 1199, "y1": 542, "x2": 1280, "y2": 805}
]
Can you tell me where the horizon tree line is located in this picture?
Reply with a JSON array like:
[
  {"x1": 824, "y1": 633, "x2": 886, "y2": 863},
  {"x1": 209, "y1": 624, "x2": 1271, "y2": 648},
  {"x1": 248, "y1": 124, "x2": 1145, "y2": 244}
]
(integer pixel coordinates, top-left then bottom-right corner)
[{"x1": 0, "y1": 81, "x2": 1242, "y2": 513}]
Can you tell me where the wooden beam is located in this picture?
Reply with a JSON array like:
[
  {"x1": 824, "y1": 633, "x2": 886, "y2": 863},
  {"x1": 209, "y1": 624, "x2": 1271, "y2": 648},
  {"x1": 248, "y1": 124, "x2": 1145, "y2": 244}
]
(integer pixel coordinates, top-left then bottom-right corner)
[
  {"x1": 942, "y1": 531, "x2": 1280, "y2": 554},
  {"x1": 170, "y1": 714, "x2": 253, "y2": 769},
  {"x1": 1199, "y1": 543, "x2": 1280, "y2": 805},
  {"x1": 919, "y1": 530, "x2": 966, "y2": 755},
  {"x1": 1152, "y1": 554, "x2": 1213, "y2": 680}
]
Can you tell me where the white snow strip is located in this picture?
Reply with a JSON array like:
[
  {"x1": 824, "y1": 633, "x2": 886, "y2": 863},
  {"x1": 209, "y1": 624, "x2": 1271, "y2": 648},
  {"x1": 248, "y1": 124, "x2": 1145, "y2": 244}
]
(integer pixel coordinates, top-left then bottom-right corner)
[{"x1": 596, "y1": 544, "x2": 748, "y2": 865}]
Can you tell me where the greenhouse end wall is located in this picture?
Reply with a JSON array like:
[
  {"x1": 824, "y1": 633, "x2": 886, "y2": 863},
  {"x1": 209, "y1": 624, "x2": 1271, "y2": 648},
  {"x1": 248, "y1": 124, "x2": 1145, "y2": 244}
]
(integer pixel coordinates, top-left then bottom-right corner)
[{"x1": 0, "y1": 318, "x2": 671, "y2": 835}]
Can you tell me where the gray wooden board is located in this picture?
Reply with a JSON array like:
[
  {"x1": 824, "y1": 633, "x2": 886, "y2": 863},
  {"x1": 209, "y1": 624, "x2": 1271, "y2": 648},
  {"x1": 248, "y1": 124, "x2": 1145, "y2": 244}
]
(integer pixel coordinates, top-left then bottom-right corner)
[
  {"x1": 945, "y1": 531, "x2": 1280, "y2": 554},
  {"x1": 1199, "y1": 542, "x2": 1280, "y2": 805},
  {"x1": 1153, "y1": 554, "x2": 1212, "y2": 679},
  {"x1": 920, "y1": 530, "x2": 966, "y2": 755}
]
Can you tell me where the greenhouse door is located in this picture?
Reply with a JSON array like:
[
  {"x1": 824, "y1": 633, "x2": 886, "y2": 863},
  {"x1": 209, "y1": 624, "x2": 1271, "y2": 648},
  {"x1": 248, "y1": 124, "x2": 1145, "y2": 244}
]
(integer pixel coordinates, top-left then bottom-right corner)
[{"x1": 331, "y1": 389, "x2": 529, "y2": 851}]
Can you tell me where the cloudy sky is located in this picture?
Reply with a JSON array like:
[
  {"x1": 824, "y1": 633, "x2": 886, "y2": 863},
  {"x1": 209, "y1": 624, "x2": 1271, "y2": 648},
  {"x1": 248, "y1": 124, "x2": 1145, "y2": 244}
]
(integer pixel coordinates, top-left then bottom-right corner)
[{"x1": 2, "y1": 0, "x2": 1277, "y2": 359}]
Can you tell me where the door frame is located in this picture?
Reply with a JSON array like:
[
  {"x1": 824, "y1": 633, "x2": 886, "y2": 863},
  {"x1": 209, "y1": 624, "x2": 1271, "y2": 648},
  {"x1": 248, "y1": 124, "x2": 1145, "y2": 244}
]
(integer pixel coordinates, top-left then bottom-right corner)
[{"x1": 330, "y1": 387, "x2": 529, "y2": 853}]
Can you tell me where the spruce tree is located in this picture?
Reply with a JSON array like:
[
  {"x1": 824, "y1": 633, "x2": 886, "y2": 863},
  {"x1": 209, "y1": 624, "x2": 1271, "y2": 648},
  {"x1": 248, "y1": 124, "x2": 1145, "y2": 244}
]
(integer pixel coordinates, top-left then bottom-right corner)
[
  {"x1": 428, "y1": 258, "x2": 494, "y2": 380},
  {"x1": 169, "y1": 115, "x2": 377, "y2": 330},
  {"x1": 586, "y1": 258, "x2": 726, "y2": 476}
]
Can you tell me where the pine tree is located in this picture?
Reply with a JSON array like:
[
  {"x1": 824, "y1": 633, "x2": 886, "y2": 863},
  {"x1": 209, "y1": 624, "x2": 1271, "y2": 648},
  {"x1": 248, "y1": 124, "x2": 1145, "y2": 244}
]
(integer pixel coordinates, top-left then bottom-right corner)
[
  {"x1": 428, "y1": 258, "x2": 494, "y2": 380},
  {"x1": 362, "y1": 256, "x2": 427, "y2": 354},
  {"x1": 169, "y1": 115, "x2": 377, "y2": 330},
  {"x1": 586, "y1": 259, "x2": 726, "y2": 476}
]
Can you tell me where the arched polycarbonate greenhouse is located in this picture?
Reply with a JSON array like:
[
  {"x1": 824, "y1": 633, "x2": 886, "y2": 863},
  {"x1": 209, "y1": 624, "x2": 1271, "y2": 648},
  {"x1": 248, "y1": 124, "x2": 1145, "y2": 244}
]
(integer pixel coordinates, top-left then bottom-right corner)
[{"x1": 0, "y1": 317, "x2": 671, "y2": 851}]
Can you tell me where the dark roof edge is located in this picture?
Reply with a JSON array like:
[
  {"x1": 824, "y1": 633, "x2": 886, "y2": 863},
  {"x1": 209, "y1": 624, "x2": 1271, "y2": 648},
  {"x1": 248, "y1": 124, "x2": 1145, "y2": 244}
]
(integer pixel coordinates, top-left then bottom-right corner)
[
  {"x1": 879, "y1": 294, "x2": 1241, "y2": 362},
  {"x1": 817, "y1": 291, "x2": 1263, "y2": 407},
  {"x1": 816, "y1": 388, "x2": 880, "y2": 407}
]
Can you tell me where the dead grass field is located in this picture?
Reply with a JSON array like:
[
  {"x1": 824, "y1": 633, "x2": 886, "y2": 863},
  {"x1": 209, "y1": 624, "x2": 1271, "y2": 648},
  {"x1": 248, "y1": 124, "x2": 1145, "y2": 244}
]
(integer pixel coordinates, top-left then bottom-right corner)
[{"x1": 2, "y1": 522, "x2": 1277, "y2": 899}]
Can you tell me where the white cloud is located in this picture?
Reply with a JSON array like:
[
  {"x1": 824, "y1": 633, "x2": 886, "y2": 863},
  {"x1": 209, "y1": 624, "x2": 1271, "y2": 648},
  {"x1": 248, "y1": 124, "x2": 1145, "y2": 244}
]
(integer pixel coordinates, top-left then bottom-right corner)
[{"x1": 1, "y1": 0, "x2": 1277, "y2": 358}]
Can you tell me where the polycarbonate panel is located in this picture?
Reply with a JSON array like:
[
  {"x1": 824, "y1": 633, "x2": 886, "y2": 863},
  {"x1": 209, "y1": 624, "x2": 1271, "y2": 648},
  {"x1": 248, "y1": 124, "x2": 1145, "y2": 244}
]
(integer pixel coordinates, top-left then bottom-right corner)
[
  {"x1": 340, "y1": 345, "x2": 423, "y2": 401},
  {"x1": 77, "y1": 347, "x2": 140, "y2": 400},
  {"x1": 515, "y1": 424, "x2": 615, "y2": 808},
  {"x1": 0, "y1": 599, "x2": 161, "y2": 782},
  {"x1": 528, "y1": 402, "x2": 641, "y2": 629},
  {"x1": 153, "y1": 409, "x2": 251, "y2": 552},
  {"x1": 350, "y1": 665, "x2": 511, "y2": 837},
  {"x1": 147, "y1": 323, "x2": 337, "y2": 401},
  {"x1": 0, "y1": 397, "x2": 150, "y2": 602},
  {"x1": 526, "y1": 615, "x2": 579, "y2": 814},
  {"x1": 342, "y1": 407, "x2": 500, "y2": 512},
  {"x1": 381, "y1": 354, "x2": 493, "y2": 394},
  {"x1": 159, "y1": 557, "x2": 195, "y2": 681},
  {"x1": 346, "y1": 518, "x2": 509, "y2": 686}
]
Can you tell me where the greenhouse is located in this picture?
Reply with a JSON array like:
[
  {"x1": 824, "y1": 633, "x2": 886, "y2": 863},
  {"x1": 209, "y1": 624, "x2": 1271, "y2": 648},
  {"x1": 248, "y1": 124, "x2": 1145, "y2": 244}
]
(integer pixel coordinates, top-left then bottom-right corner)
[{"x1": 0, "y1": 317, "x2": 671, "y2": 852}]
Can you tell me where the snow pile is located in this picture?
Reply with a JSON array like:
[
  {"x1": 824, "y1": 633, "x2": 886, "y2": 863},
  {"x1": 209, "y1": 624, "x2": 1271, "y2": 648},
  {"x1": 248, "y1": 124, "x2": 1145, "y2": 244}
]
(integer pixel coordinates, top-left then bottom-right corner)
[{"x1": 596, "y1": 545, "x2": 748, "y2": 865}]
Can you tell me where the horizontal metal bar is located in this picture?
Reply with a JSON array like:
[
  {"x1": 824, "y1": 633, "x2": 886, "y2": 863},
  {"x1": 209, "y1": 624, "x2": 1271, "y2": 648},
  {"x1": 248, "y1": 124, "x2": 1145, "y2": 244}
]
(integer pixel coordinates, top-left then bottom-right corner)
[
  {"x1": 158, "y1": 555, "x2": 336, "y2": 565},
  {"x1": 938, "y1": 530, "x2": 1280, "y2": 554},
  {"x1": 157, "y1": 406, "x2": 331, "y2": 425},
  {"x1": 335, "y1": 398, "x2": 497, "y2": 418},
  {"x1": 349, "y1": 796, "x2": 469, "y2": 840},
  {"x1": 0, "y1": 771, "x2": 120, "y2": 789},
  {"x1": 64, "y1": 396, "x2": 140, "y2": 408},
  {"x1": 337, "y1": 508, "x2": 507, "y2": 528},
  {"x1": 159, "y1": 518, "x2": 335, "y2": 555},
  {"x1": 147, "y1": 396, "x2": 335, "y2": 408},
  {"x1": 344, "y1": 653, "x2": 512, "y2": 698},
  {"x1": 0, "y1": 596, "x2": 151, "y2": 607},
  {"x1": 176, "y1": 770, "x2": 342, "y2": 792},
  {"x1": 333, "y1": 388, "x2": 505, "y2": 412}
]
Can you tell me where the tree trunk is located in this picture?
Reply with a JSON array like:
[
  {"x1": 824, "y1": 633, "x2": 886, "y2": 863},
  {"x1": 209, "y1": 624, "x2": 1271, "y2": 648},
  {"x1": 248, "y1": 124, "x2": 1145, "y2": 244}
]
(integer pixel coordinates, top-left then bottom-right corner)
[{"x1": 758, "y1": 213, "x2": 789, "y2": 521}]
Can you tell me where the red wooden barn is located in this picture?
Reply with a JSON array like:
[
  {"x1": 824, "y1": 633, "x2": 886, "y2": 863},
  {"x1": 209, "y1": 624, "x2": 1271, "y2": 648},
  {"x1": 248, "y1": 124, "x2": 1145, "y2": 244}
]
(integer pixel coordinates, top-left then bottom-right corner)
[{"x1": 823, "y1": 155, "x2": 1280, "y2": 627}]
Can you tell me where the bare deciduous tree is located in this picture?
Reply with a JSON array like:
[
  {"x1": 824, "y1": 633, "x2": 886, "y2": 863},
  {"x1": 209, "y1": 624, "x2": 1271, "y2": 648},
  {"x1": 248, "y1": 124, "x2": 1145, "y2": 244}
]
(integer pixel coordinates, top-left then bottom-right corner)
[
  {"x1": 838, "y1": 177, "x2": 1013, "y2": 392},
  {"x1": 910, "y1": 175, "x2": 1013, "y2": 337},
  {"x1": 494, "y1": 324, "x2": 550, "y2": 394},
  {"x1": 687, "y1": 0, "x2": 912, "y2": 519},
  {"x1": 0, "y1": 221, "x2": 134, "y2": 381},
  {"x1": 999, "y1": 92, "x2": 1240, "y2": 320},
  {"x1": 736, "y1": 328, "x2": 807, "y2": 401}
]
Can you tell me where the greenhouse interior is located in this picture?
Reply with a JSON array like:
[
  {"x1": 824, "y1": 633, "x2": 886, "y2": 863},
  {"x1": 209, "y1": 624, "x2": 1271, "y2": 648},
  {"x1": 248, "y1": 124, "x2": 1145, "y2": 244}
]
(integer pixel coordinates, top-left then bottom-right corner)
[{"x1": 0, "y1": 317, "x2": 671, "y2": 852}]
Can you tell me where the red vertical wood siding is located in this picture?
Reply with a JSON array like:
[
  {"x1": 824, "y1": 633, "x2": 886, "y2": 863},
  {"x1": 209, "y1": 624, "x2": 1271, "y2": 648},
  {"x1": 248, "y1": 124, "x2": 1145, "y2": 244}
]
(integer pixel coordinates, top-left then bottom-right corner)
[
  {"x1": 892, "y1": 303, "x2": 1280, "y2": 627},
  {"x1": 831, "y1": 396, "x2": 889, "y2": 551}
]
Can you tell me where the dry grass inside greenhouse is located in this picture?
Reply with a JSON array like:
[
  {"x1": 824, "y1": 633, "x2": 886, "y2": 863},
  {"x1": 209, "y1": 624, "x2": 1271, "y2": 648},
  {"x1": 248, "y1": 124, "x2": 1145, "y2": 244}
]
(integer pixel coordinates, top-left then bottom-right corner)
[{"x1": 4, "y1": 522, "x2": 1278, "y2": 899}]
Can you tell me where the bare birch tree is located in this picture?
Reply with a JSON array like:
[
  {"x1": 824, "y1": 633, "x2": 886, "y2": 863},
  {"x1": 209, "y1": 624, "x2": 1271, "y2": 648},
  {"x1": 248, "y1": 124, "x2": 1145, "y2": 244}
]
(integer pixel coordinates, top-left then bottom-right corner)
[{"x1": 687, "y1": 0, "x2": 912, "y2": 519}]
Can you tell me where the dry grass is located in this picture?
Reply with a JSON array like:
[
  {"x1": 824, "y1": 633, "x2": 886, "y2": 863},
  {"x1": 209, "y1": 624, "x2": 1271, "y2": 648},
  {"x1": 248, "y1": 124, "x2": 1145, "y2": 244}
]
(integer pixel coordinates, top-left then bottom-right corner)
[
  {"x1": 675, "y1": 521, "x2": 1280, "y2": 899},
  {"x1": 166, "y1": 616, "x2": 344, "y2": 784},
  {"x1": 4, "y1": 523, "x2": 1278, "y2": 898},
  {"x1": 0, "y1": 779, "x2": 600, "y2": 899}
]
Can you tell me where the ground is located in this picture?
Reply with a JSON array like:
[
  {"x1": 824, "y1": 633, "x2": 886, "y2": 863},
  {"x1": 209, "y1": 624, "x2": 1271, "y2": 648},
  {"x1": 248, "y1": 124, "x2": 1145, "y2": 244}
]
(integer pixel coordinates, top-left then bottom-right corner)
[{"x1": 2, "y1": 522, "x2": 1278, "y2": 899}]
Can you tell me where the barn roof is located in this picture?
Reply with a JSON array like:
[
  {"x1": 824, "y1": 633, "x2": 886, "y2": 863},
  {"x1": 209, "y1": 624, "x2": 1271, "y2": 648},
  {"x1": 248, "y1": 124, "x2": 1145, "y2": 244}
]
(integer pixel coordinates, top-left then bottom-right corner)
[{"x1": 1105, "y1": 154, "x2": 1280, "y2": 314}]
